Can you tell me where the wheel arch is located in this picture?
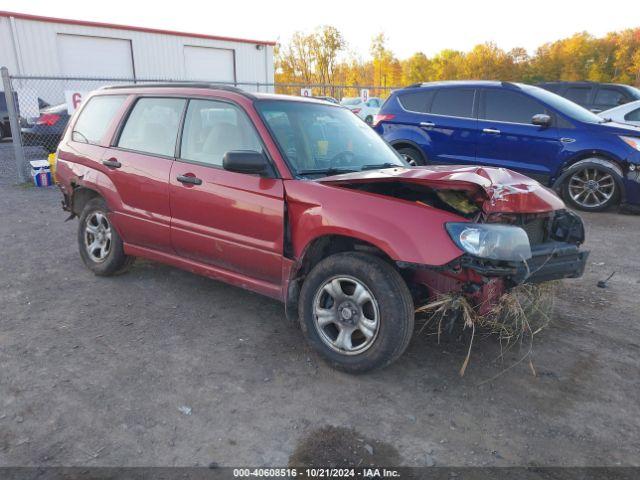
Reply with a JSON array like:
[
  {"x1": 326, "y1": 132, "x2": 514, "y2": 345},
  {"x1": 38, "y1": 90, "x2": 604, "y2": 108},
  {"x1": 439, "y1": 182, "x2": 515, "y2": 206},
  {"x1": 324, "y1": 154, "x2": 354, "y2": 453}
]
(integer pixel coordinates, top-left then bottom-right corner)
[
  {"x1": 552, "y1": 155, "x2": 626, "y2": 203},
  {"x1": 284, "y1": 234, "x2": 397, "y2": 324},
  {"x1": 71, "y1": 186, "x2": 103, "y2": 216}
]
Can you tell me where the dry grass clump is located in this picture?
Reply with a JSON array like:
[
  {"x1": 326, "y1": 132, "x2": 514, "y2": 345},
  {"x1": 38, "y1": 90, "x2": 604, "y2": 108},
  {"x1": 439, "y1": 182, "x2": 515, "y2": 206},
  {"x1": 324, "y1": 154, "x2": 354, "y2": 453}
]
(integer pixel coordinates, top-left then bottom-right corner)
[{"x1": 416, "y1": 282, "x2": 557, "y2": 379}]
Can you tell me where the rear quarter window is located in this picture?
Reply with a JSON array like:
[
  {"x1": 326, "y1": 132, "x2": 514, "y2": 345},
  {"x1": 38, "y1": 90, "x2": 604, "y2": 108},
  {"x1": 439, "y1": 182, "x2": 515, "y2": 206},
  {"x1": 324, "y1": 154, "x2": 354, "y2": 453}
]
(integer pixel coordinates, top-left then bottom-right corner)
[
  {"x1": 72, "y1": 95, "x2": 127, "y2": 144},
  {"x1": 625, "y1": 107, "x2": 640, "y2": 122}
]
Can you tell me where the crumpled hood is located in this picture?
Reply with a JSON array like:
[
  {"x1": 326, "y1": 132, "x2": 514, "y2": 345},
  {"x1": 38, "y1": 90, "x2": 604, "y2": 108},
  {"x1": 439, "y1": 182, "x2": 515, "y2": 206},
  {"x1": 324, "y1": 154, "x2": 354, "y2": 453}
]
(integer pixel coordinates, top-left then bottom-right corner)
[{"x1": 319, "y1": 165, "x2": 566, "y2": 214}]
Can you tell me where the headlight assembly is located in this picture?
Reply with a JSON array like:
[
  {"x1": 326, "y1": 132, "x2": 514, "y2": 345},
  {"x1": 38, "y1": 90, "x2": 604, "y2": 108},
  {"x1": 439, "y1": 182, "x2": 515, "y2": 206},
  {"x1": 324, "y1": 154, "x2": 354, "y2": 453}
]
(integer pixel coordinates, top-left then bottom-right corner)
[{"x1": 446, "y1": 223, "x2": 532, "y2": 262}]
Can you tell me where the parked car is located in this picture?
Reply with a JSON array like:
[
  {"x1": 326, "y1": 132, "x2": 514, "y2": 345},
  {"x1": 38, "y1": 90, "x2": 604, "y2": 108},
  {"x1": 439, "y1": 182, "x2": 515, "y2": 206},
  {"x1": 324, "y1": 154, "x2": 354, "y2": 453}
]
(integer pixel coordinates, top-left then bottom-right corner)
[
  {"x1": 340, "y1": 97, "x2": 382, "y2": 124},
  {"x1": 538, "y1": 81, "x2": 640, "y2": 113},
  {"x1": 1, "y1": 93, "x2": 51, "y2": 141},
  {"x1": 0, "y1": 91, "x2": 19, "y2": 140},
  {"x1": 312, "y1": 96, "x2": 339, "y2": 104},
  {"x1": 599, "y1": 100, "x2": 640, "y2": 127},
  {"x1": 374, "y1": 81, "x2": 640, "y2": 211},
  {"x1": 21, "y1": 103, "x2": 70, "y2": 152},
  {"x1": 54, "y1": 84, "x2": 588, "y2": 372}
]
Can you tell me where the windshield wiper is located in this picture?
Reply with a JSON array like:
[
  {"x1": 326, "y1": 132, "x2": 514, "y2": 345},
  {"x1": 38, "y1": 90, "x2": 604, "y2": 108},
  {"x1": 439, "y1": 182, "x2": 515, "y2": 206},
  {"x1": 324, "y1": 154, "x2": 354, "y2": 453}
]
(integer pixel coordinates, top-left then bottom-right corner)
[
  {"x1": 360, "y1": 162, "x2": 404, "y2": 171},
  {"x1": 297, "y1": 167, "x2": 359, "y2": 177}
]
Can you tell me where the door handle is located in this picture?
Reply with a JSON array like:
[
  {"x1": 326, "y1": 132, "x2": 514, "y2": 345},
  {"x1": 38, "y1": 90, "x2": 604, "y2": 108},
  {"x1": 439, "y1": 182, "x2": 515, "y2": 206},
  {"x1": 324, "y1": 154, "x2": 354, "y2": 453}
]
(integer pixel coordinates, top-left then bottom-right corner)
[
  {"x1": 102, "y1": 158, "x2": 122, "y2": 168},
  {"x1": 420, "y1": 121, "x2": 436, "y2": 128},
  {"x1": 482, "y1": 128, "x2": 501, "y2": 134},
  {"x1": 177, "y1": 174, "x2": 202, "y2": 186}
]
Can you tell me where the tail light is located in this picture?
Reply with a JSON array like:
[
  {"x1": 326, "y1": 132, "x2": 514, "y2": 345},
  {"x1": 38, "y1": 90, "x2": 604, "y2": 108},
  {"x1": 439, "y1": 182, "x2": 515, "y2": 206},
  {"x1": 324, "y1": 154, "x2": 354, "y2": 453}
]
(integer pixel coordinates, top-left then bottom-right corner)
[
  {"x1": 36, "y1": 113, "x2": 61, "y2": 126},
  {"x1": 351, "y1": 108, "x2": 361, "y2": 114},
  {"x1": 372, "y1": 113, "x2": 395, "y2": 127}
]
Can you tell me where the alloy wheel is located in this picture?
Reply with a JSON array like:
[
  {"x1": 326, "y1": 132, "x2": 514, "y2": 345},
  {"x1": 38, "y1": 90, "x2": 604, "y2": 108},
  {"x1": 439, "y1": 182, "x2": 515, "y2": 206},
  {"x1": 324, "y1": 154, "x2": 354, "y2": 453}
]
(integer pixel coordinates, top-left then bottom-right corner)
[
  {"x1": 312, "y1": 276, "x2": 380, "y2": 355},
  {"x1": 568, "y1": 167, "x2": 615, "y2": 209},
  {"x1": 84, "y1": 212, "x2": 112, "y2": 262}
]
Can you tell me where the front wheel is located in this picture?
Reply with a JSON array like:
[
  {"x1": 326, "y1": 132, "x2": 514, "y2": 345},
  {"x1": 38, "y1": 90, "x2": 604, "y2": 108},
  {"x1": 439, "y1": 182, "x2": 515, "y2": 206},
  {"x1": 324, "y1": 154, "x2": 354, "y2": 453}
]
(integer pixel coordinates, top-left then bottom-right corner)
[
  {"x1": 561, "y1": 162, "x2": 620, "y2": 211},
  {"x1": 298, "y1": 252, "x2": 414, "y2": 373}
]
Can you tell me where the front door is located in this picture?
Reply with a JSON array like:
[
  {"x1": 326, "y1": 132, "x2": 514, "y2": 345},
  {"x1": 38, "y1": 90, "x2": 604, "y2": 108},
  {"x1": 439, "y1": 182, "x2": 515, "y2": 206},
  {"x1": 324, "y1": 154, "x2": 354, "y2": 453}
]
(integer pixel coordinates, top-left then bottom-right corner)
[
  {"x1": 169, "y1": 98, "x2": 284, "y2": 286},
  {"x1": 476, "y1": 88, "x2": 561, "y2": 184}
]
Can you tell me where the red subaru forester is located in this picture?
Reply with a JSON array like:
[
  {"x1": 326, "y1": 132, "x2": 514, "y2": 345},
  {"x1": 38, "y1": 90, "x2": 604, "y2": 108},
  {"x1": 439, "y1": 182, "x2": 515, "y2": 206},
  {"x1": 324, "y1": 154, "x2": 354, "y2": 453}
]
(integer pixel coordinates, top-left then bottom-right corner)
[{"x1": 55, "y1": 84, "x2": 588, "y2": 372}]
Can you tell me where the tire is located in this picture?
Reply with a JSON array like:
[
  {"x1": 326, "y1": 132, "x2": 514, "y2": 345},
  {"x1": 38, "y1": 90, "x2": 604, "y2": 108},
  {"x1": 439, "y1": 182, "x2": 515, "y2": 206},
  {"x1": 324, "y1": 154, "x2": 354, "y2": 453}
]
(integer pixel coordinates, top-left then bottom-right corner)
[
  {"x1": 298, "y1": 252, "x2": 414, "y2": 373},
  {"x1": 560, "y1": 159, "x2": 621, "y2": 212},
  {"x1": 396, "y1": 146, "x2": 426, "y2": 166},
  {"x1": 364, "y1": 115, "x2": 373, "y2": 125},
  {"x1": 77, "y1": 197, "x2": 134, "y2": 276}
]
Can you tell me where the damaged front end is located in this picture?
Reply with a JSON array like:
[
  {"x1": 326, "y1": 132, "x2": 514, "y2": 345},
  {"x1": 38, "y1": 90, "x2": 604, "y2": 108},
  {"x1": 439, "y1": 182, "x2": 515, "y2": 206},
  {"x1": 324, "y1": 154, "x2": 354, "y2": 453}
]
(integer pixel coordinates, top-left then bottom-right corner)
[
  {"x1": 321, "y1": 166, "x2": 589, "y2": 312},
  {"x1": 405, "y1": 209, "x2": 588, "y2": 313}
]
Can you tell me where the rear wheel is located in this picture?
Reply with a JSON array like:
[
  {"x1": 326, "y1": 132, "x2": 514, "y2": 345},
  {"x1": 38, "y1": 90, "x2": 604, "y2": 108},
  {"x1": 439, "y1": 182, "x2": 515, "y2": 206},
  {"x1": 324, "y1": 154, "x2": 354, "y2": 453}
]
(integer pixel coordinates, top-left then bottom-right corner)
[
  {"x1": 77, "y1": 197, "x2": 134, "y2": 276},
  {"x1": 562, "y1": 162, "x2": 620, "y2": 211},
  {"x1": 396, "y1": 146, "x2": 426, "y2": 166},
  {"x1": 299, "y1": 252, "x2": 414, "y2": 373}
]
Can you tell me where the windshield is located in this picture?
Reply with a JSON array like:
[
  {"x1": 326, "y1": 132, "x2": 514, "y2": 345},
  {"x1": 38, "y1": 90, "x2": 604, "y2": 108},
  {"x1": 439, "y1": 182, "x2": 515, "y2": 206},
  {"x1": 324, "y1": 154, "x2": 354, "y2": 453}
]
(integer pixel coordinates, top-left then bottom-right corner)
[
  {"x1": 525, "y1": 85, "x2": 604, "y2": 123},
  {"x1": 341, "y1": 98, "x2": 362, "y2": 106},
  {"x1": 255, "y1": 100, "x2": 407, "y2": 177}
]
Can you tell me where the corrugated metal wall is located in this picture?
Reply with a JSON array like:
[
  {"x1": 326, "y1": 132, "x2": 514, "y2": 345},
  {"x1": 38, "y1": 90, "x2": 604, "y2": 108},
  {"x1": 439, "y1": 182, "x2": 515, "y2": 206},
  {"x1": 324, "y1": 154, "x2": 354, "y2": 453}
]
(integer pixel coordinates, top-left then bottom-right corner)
[{"x1": 0, "y1": 15, "x2": 274, "y2": 86}]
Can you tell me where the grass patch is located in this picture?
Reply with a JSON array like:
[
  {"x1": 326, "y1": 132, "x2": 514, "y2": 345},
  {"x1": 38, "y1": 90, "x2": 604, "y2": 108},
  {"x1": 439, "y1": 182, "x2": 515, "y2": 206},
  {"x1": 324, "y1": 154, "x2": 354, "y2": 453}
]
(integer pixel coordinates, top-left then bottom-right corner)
[{"x1": 416, "y1": 282, "x2": 557, "y2": 379}]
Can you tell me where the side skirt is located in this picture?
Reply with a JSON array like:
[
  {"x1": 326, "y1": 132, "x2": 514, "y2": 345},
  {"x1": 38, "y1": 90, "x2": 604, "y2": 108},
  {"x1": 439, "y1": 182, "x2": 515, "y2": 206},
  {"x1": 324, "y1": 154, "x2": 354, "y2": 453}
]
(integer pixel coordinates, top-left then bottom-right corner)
[{"x1": 124, "y1": 243, "x2": 284, "y2": 301}]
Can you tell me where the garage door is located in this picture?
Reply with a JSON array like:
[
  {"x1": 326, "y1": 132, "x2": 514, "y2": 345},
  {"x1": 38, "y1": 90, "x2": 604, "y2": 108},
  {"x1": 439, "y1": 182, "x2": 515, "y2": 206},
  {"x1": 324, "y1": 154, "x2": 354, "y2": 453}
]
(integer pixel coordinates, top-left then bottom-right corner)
[
  {"x1": 184, "y1": 46, "x2": 235, "y2": 82},
  {"x1": 57, "y1": 34, "x2": 134, "y2": 78}
]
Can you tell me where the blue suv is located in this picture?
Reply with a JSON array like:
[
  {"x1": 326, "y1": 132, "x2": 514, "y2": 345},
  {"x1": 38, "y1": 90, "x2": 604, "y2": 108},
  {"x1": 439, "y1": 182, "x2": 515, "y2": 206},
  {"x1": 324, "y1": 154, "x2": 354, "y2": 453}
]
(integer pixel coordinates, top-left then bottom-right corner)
[{"x1": 373, "y1": 81, "x2": 640, "y2": 211}]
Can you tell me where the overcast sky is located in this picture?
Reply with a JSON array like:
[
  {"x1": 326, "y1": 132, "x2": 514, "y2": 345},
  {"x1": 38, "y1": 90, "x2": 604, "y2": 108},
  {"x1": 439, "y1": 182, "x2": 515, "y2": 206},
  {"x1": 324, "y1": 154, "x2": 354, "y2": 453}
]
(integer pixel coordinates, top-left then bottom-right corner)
[{"x1": 1, "y1": 0, "x2": 638, "y2": 58}]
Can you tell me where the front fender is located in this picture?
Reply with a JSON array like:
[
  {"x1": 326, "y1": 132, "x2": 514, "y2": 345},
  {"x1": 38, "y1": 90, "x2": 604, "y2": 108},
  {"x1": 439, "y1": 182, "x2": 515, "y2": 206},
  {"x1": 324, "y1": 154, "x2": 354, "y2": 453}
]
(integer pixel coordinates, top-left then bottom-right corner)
[{"x1": 284, "y1": 180, "x2": 465, "y2": 267}]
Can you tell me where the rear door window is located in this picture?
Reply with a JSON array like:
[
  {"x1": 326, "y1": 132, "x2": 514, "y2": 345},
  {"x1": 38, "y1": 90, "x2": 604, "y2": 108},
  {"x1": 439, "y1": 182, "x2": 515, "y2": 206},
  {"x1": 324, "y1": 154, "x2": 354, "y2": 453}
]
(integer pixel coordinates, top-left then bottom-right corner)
[
  {"x1": 117, "y1": 97, "x2": 185, "y2": 157},
  {"x1": 481, "y1": 89, "x2": 546, "y2": 124},
  {"x1": 72, "y1": 95, "x2": 126, "y2": 144},
  {"x1": 398, "y1": 90, "x2": 434, "y2": 113},
  {"x1": 565, "y1": 87, "x2": 591, "y2": 106},
  {"x1": 430, "y1": 88, "x2": 475, "y2": 118}
]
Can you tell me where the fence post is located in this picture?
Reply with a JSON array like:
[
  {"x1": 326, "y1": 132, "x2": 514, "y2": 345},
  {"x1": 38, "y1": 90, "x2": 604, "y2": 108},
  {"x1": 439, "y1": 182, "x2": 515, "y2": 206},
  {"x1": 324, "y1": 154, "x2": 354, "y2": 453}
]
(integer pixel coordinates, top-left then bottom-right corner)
[{"x1": 1, "y1": 67, "x2": 26, "y2": 183}]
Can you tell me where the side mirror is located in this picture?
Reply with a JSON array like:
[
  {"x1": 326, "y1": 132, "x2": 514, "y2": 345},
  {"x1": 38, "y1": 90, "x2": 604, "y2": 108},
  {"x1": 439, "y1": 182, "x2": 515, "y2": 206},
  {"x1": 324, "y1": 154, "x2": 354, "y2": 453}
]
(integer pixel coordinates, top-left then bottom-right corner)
[
  {"x1": 532, "y1": 113, "x2": 552, "y2": 128},
  {"x1": 223, "y1": 150, "x2": 270, "y2": 176}
]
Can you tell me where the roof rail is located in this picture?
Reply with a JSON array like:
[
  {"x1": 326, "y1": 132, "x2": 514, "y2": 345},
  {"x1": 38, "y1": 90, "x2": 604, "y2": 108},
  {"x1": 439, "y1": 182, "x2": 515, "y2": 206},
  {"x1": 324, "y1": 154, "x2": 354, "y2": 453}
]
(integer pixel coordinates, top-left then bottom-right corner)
[
  {"x1": 100, "y1": 83, "x2": 255, "y2": 99},
  {"x1": 406, "y1": 82, "x2": 424, "y2": 88},
  {"x1": 500, "y1": 81, "x2": 521, "y2": 89}
]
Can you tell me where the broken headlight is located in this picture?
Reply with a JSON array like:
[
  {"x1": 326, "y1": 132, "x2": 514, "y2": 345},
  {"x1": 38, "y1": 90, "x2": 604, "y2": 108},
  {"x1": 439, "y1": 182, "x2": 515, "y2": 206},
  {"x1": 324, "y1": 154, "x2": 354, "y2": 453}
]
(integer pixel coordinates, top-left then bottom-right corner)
[{"x1": 446, "y1": 223, "x2": 532, "y2": 262}]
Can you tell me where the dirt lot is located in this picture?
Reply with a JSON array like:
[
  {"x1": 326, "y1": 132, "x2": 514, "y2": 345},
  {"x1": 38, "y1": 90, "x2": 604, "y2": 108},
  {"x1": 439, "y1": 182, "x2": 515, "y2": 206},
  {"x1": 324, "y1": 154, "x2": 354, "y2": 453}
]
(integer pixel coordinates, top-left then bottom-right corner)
[{"x1": 1, "y1": 163, "x2": 639, "y2": 467}]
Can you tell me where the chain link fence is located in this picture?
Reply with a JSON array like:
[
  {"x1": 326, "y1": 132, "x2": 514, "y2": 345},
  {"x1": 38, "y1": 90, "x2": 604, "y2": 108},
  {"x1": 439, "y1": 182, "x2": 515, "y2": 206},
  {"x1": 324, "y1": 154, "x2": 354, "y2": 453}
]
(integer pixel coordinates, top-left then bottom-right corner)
[{"x1": 0, "y1": 69, "x2": 400, "y2": 185}]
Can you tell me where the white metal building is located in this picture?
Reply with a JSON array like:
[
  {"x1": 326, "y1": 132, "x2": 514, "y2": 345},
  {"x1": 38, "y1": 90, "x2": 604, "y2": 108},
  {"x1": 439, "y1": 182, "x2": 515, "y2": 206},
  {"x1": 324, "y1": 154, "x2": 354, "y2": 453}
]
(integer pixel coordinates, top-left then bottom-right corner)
[{"x1": 0, "y1": 11, "x2": 275, "y2": 88}]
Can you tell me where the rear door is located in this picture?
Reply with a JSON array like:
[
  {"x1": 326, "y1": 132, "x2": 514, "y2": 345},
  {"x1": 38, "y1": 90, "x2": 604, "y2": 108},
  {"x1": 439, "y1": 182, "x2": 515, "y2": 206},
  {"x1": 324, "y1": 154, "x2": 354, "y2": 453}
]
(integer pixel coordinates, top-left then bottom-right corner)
[
  {"x1": 476, "y1": 88, "x2": 561, "y2": 183},
  {"x1": 169, "y1": 98, "x2": 284, "y2": 286},
  {"x1": 420, "y1": 87, "x2": 478, "y2": 165},
  {"x1": 104, "y1": 96, "x2": 186, "y2": 253}
]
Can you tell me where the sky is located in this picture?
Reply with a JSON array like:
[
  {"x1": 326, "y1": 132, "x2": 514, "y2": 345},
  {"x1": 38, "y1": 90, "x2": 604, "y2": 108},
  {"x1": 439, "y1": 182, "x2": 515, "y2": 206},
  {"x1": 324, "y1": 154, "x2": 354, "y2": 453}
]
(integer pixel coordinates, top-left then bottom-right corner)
[{"x1": 1, "y1": 0, "x2": 638, "y2": 59}]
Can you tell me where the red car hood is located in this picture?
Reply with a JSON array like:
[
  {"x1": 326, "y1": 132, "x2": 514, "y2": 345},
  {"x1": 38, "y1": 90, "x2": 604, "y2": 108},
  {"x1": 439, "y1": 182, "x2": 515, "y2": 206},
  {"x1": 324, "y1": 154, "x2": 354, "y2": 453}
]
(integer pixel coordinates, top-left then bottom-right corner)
[{"x1": 319, "y1": 165, "x2": 565, "y2": 214}]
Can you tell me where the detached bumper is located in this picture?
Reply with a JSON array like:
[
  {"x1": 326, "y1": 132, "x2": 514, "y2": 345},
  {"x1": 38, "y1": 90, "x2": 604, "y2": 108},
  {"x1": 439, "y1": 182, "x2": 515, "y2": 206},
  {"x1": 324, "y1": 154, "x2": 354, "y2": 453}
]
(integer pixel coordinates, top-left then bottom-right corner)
[{"x1": 462, "y1": 242, "x2": 589, "y2": 285}]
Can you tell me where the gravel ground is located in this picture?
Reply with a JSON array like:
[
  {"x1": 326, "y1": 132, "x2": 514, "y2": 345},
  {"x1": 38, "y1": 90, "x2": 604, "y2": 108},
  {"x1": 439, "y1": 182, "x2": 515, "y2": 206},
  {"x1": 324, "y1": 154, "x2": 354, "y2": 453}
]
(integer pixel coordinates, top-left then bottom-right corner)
[{"x1": 0, "y1": 156, "x2": 639, "y2": 467}]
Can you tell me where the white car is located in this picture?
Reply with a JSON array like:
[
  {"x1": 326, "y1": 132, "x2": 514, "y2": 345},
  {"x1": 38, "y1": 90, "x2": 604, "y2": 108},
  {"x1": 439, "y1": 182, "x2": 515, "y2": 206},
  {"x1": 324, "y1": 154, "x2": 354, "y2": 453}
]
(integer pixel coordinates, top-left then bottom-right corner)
[
  {"x1": 340, "y1": 97, "x2": 382, "y2": 125},
  {"x1": 598, "y1": 100, "x2": 640, "y2": 126}
]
